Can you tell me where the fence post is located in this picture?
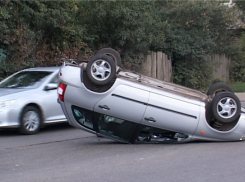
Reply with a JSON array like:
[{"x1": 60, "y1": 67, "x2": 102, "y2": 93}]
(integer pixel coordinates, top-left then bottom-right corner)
[
  {"x1": 156, "y1": 51, "x2": 164, "y2": 80},
  {"x1": 140, "y1": 51, "x2": 173, "y2": 82},
  {"x1": 141, "y1": 54, "x2": 152, "y2": 76},
  {"x1": 151, "y1": 52, "x2": 157, "y2": 78}
]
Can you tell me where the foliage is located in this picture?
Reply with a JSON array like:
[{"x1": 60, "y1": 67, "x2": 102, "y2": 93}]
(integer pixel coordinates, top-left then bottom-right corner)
[
  {"x1": 211, "y1": 78, "x2": 227, "y2": 84},
  {"x1": 76, "y1": 0, "x2": 163, "y2": 70},
  {"x1": 234, "y1": 0, "x2": 245, "y2": 12},
  {"x1": 152, "y1": 0, "x2": 235, "y2": 90},
  {"x1": 0, "y1": 46, "x2": 7, "y2": 63},
  {"x1": 230, "y1": 81, "x2": 245, "y2": 92},
  {"x1": 75, "y1": 0, "x2": 235, "y2": 89},
  {"x1": 0, "y1": 0, "x2": 239, "y2": 90},
  {"x1": 228, "y1": 1, "x2": 245, "y2": 82},
  {"x1": 0, "y1": 0, "x2": 88, "y2": 79},
  {"x1": 229, "y1": 33, "x2": 245, "y2": 82},
  {"x1": 173, "y1": 58, "x2": 213, "y2": 91}
]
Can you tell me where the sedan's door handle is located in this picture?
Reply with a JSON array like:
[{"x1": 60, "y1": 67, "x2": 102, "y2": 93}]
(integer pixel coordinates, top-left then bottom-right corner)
[
  {"x1": 144, "y1": 117, "x2": 156, "y2": 123},
  {"x1": 99, "y1": 105, "x2": 110, "y2": 110}
]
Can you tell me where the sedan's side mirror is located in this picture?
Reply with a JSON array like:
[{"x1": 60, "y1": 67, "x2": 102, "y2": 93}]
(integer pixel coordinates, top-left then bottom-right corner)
[{"x1": 45, "y1": 83, "x2": 58, "y2": 90}]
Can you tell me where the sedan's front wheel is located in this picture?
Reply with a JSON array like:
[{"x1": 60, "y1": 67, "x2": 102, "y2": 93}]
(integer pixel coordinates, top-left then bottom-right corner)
[
  {"x1": 211, "y1": 92, "x2": 241, "y2": 123},
  {"x1": 19, "y1": 106, "x2": 42, "y2": 134}
]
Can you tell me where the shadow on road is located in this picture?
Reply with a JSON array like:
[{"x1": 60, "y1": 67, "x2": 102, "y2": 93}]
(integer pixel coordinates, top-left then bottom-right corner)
[{"x1": 0, "y1": 123, "x2": 73, "y2": 136}]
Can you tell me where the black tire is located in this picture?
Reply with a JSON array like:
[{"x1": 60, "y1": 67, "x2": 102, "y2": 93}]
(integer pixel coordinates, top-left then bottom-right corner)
[
  {"x1": 207, "y1": 82, "x2": 233, "y2": 97},
  {"x1": 86, "y1": 54, "x2": 116, "y2": 85},
  {"x1": 19, "y1": 106, "x2": 42, "y2": 134},
  {"x1": 211, "y1": 92, "x2": 241, "y2": 123},
  {"x1": 96, "y1": 48, "x2": 123, "y2": 68}
]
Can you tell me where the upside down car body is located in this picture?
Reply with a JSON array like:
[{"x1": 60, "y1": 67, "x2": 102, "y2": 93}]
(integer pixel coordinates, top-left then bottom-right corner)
[{"x1": 58, "y1": 48, "x2": 245, "y2": 144}]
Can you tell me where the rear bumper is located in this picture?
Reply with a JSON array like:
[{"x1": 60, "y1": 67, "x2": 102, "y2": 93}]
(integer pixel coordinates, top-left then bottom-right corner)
[{"x1": 58, "y1": 97, "x2": 96, "y2": 134}]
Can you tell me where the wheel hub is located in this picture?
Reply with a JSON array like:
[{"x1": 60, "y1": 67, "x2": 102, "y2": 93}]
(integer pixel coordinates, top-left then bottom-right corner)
[
  {"x1": 98, "y1": 67, "x2": 104, "y2": 73},
  {"x1": 224, "y1": 104, "x2": 230, "y2": 111},
  {"x1": 91, "y1": 59, "x2": 111, "y2": 81},
  {"x1": 23, "y1": 111, "x2": 40, "y2": 131},
  {"x1": 217, "y1": 97, "x2": 237, "y2": 119}
]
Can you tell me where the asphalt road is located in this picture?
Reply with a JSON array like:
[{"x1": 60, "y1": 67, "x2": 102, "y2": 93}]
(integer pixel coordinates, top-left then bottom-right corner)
[{"x1": 1, "y1": 123, "x2": 245, "y2": 182}]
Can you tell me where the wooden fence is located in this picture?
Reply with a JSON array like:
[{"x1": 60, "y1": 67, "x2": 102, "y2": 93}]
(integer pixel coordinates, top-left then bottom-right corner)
[
  {"x1": 211, "y1": 54, "x2": 231, "y2": 82},
  {"x1": 140, "y1": 52, "x2": 231, "y2": 82},
  {"x1": 140, "y1": 52, "x2": 172, "y2": 82}
]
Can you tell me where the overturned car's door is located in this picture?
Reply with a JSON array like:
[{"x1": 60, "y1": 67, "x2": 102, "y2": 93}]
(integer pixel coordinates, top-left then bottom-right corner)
[
  {"x1": 93, "y1": 84, "x2": 149, "y2": 142},
  {"x1": 94, "y1": 84, "x2": 149, "y2": 122},
  {"x1": 142, "y1": 92, "x2": 200, "y2": 135}
]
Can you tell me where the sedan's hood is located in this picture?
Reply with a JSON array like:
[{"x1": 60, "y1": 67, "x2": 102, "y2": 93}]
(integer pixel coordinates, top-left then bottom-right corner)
[{"x1": 0, "y1": 88, "x2": 30, "y2": 97}]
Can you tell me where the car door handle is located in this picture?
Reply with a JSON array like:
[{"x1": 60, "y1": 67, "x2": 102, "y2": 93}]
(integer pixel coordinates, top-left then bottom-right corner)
[
  {"x1": 144, "y1": 117, "x2": 156, "y2": 123},
  {"x1": 99, "y1": 105, "x2": 110, "y2": 110}
]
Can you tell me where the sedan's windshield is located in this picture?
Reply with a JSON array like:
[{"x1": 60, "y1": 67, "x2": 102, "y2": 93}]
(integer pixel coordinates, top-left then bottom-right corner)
[{"x1": 0, "y1": 71, "x2": 52, "y2": 89}]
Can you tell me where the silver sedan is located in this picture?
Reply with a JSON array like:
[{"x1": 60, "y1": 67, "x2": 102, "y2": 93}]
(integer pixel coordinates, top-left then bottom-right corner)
[{"x1": 0, "y1": 67, "x2": 67, "y2": 134}]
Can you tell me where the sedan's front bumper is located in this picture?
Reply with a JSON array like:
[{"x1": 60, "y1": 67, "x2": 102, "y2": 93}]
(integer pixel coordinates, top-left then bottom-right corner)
[{"x1": 0, "y1": 108, "x2": 19, "y2": 128}]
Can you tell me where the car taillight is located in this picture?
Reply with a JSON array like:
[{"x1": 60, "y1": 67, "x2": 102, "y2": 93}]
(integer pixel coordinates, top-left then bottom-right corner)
[{"x1": 58, "y1": 83, "x2": 67, "y2": 102}]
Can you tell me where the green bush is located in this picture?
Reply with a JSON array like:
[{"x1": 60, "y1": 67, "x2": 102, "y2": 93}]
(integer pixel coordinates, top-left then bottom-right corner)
[
  {"x1": 0, "y1": 0, "x2": 89, "y2": 78},
  {"x1": 157, "y1": 0, "x2": 234, "y2": 90},
  {"x1": 0, "y1": 0, "x2": 238, "y2": 89},
  {"x1": 230, "y1": 82, "x2": 245, "y2": 92},
  {"x1": 229, "y1": 33, "x2": 245, "y2": 82}
]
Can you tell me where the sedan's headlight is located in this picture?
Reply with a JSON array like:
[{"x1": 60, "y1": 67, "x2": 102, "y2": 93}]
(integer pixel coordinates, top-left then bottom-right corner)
[{"x1": 0, "y1": 100, "x2": 16, "y2": 108}]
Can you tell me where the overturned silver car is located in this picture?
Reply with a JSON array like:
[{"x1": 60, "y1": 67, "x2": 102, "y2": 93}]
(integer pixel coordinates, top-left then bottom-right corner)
[{"x1": 58, "y1": 48, "x2": 245, "y2": 143}]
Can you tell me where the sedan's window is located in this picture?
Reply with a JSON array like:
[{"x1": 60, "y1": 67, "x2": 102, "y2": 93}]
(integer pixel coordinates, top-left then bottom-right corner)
[
  {"x1": 0, "y1": 71, "x2": 52, "y2": 89},
  {"x1": 49, "y1": 74, "x2": 59, "y2": 84}
]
